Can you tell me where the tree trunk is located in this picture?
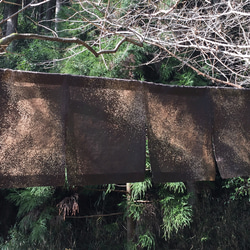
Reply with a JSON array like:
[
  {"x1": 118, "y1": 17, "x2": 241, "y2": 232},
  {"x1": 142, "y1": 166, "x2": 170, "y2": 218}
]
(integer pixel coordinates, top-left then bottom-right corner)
[
  {"x1": 126, "y1": 183, "x2": 135, "y2": 248},
  {"x1": 3, "y1": 0, "x2": 20, "y2": 52},
  {"x1": 45, "y1": 0, "x2": 56, "y2": 28},
  {"x1": 5, "y1": 1, "x2": 20, "y2": 36},
  {"x1": 55, "y1": 0, "x2": 61, "y2": 32},
  {"x1": 186, "y1": 181, "x2": 197, "y2": 206}
]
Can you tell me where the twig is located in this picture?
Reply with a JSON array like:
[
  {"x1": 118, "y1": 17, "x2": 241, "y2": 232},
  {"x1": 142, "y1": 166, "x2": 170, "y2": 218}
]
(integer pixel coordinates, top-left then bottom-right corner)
[
  {"x1": 154, "y1": 42, "x2": 243, "y2": 88},
  {"x1": 66, "y1": 212, "x2": 123, "y2": 219}
]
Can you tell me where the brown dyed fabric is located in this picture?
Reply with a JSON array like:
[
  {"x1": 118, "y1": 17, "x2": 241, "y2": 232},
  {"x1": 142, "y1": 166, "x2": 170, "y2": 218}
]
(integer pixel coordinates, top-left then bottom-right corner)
[
  {"x1": 146, "y1": 84, "x2": 216, "y2": 182},
  {"x1": 66, "y1": 76, "x2": 146, "y2": 185},
  {"x1": 0, "y1": 69, "x2": 146, "y2": 187},
  {"x1": 0, "y1": 69, "x2": 66, "y2": 188},
  {"x1": 210, "y1": 88, "x2": 250, "y2": 178},
  {"x1": 1, "y1": 68, "x2": 250, "y2": 188}
]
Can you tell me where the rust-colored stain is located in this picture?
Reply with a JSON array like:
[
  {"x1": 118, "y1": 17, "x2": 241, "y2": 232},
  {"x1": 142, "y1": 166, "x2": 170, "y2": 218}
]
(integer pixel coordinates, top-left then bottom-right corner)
[{"x1": 0, "y1": 69, "x2": 249, "y2": 188}]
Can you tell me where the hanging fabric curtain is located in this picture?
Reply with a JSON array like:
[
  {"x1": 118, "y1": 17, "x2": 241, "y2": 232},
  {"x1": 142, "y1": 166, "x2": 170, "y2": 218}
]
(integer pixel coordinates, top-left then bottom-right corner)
[
  {"x1": 0, "y1": 69, "x2": 146, "y2": 188},
  {"x1": 65, "y1": 74, "x2": 146, "y2": 186},
  {"x1": 210, "y1": 88, "x2": 250, "y2": 178},
  {"x1": 0, "y1": 68, "x2": 249, "y2": 188},
  {"x1": 0, "y1": 69, "x2": 66, "y2": 188},
  {"x1": 146, "y1": 84, "x2": 216, "y2": 182}
]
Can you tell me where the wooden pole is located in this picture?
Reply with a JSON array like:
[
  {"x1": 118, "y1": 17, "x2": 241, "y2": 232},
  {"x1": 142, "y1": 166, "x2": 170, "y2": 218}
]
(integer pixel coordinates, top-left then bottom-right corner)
[{"x1": 126, "y1": 183, "x2": 135, "y2": 247}]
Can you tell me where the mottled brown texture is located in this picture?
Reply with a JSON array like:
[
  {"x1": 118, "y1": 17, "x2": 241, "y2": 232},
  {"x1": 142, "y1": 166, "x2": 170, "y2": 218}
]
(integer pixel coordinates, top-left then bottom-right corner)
[
  {"x1": 66, "y1": 76, "x2": 146, "y2": 185},
  {"x1": 210, "y1": 88, "x2": 250, "y2": 178},
  {"x1": 0, "y1": 69, "x2": 66, "y2": 188},
  {"x1": 0, "y1": 68, "x2": 250, "y2": 188},
  {"x1": 0, "y1": 69, "x2": 146, "y2": 187},
  {"x1": 146, "y1": 84, "x2": 216, "y2": 182}
]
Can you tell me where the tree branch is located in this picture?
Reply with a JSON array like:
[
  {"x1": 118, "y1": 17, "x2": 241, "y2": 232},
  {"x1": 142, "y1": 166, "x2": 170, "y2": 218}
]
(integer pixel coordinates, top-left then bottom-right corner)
[
  {"x1": 1, "y1": 1, "x2": 249, "y2": 87},
  {"x1": 0, "y1": 33, "x2": 142, "y2": 57},
  {"x1": 65, "y1": 212, "x2": 123, "y2": 219},
  {"x1": 153, "y1": 42, "x2": 243, "y2": 89}
]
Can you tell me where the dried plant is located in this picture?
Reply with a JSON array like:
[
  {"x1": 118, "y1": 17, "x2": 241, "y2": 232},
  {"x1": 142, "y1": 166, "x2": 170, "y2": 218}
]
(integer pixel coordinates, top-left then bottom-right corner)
[{"x1": 56, "y1": 193, "x2": 79, "y2": 220}]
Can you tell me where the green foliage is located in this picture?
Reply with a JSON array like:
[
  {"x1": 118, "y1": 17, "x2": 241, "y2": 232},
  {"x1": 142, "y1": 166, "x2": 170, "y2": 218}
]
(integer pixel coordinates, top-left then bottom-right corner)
[
  {"x1": 120, "y1": 178, "x2": 152, "y2": 224},
  {"x1": 61, "y1": 36, "x2": 128, "y2": 77},
  {"x1": 187, "y1": 180, "x2": 250, "y2": 249},
  {"x1": 125, "y1": 240, "x2": 137, "y2": 250},
  {"x1": 16, "y1": 14, "x2": 37, "y2": 34},
  {"x1": 159, "y1": 58, "x2": 208, "y2": 86},
  {"x1": 159, "y1": 58, "x2": 179, "y2": 83},
  {"x1": 159, "y1": 182, "x2": 192, "y2": 239},
  {"x1": 61, "y1": 47, "x2": 108, "y2": 76},
  {"x1": 173, "y1": 70, "x2": 196, "y2": 86},
  {"x1": 146, "y1": 138, "x2": 151, "y2": 171},
  {"x1": 57, "y1": 5, "x2": 84, "y2": 38},
  {"x1": 0, "y1": 5, "x2": 4, "y2": 21},
  {"x1": 109, "y1": 43, "x2": 158, "y2": 81},
  {"x1": 7, "y1": 187, "x2": 54, "y2": 218},
  {"x1": 58, "y1": 2, "x2": 103, "y2": 41},
  {"x1": 224, "y1": 177, "x2": 250, "y2": 201},
  {"x1": 60, "y1": 39, "x2": 157, "y2": 79},
  {"x1": 131, "y1": 177, "x2": 152, "y2": 201},
  {"x1": 120, "y1": 0, "x2": 141, "y2": 12},
  {"x1": 160, "y1": 194, "x2": 192, "y2": 239},
  {"x1": 2, "y1": 187, "x2": 56, "y2": 249},
  {"x1": 0, "y1": 53, "x2": 21, "y2": 70},
  {"x1": 105, "y1": 184, "x2": 116, "y2": 194},
  {"x1": 128, "y1": 201, "x2": 144, "y2": 221},
  {"x1": 163, "y1": 182, "x2": 186, "y2": 194},
  {"x1": 29, "y1": 215, "x2": 48, "y2": 244},
  {"x1": 138, "y1": 231, "x2": 155, "y2": 250},
  {"x1": 0, "y1": 226, "x2": 28, "y2": 250},
  {"x1": 0, "y1": 40, "x2": 61, "y2": 72},
  {"x1": 119, "y1": 198, "x2": 144, "y2": 222},
  {"x1": 17, "y1": 40, "x2": 61, "y2": 72}
]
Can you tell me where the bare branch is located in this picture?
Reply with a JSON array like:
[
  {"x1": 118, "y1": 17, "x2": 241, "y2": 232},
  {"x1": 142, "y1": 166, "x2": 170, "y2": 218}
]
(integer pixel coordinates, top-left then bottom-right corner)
[
  {"x1": 1, "y1": 0, "x2": 249, "y2": 87},
  {"x1": 30, "y1": 0, "x2": 50, "y2": 7},
  {"x1": 26, "y1": 16, "x2": 58, "y2": 37},
  {"x1": 154, "y1": 42, "x2": 243, "y2": 89},
  {"x1": 0, "y1": 33, "x2": 142, "y2": 57}
]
